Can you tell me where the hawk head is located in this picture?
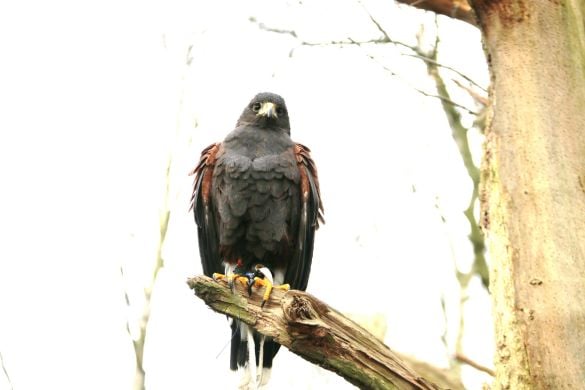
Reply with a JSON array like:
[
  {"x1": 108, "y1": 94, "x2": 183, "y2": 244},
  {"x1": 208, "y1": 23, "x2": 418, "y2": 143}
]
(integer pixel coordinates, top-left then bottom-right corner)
[{"x1": 237, "y1": 92, "x2": 291, "y2": 133}]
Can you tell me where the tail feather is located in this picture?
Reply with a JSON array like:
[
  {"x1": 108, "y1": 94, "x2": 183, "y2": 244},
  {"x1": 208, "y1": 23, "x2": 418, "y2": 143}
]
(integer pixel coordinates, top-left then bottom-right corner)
[
  {"x1": 228, "y1": 266, "x2": 282, "y2": 387},
  {"x1": 230, "y1": 320, "x2": 247, "y2": 370},
  {"x1": 258, "y1": 338, "x2": 279, "y2": 368},
  {"x1": 230, "y1": 321, "x2": 281, "y2": 371}
]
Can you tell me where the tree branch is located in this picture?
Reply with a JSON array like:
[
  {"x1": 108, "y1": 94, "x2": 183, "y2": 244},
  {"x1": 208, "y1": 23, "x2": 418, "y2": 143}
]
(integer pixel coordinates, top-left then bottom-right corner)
[
  {"x1": 0, "y1": 351, "x2": 13, "y2": 390},
  {"x1": 122, "y1": 76, "x2": 184, "y2": 389},
  {"x1": 395, "y1": 0, "x2": 477, "y2": 27},
  {"x1": 402, "y1": 53, "x2": 487, "y2": 93},
  {"x1": 348, "y1": 10, "x2": 482, "y2": 116},
  {"x1": 248, "y1": 17, "x2": 298, "y2": 38},
  {"x1": 358, "y1": 1, "x2": 420, "y2": 52},
  {"x1": 415, "y1": 20, "x2": 489, "y2": 288},
  {"x1": 454, "y1": 353, "x2": 495, "y2": 376},
  {"x1": 187, "y1": 275, "x2": 447, "y2": 390}
]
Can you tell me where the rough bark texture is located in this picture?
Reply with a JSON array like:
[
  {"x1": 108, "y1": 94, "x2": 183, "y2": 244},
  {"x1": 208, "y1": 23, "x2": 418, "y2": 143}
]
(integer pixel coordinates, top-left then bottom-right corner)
[
  {"x1": 187, "y1": 276, "x2": 456, "y2": 390},
  {"x1": 472, "y1": 1, "x2": 585, "y2": 388}
]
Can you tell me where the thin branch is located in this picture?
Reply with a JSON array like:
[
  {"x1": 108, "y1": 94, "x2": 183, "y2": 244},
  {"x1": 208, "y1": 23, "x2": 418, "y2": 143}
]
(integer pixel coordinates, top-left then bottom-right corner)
[
  {"x1": 358, "y1": 0, "x2": 420, "y2": 52},
  {"x1": 452, "y1": 79, "x2": 489, "y2": 105},
  {"x1": 248, "y1": 2, "x2": 483, "y2": 101},
  {"x1": 315, "y1": 35, "x2": 476, "y2": 116},
  {"x1": 123, "y1": 40, "x2": 198, "y2": 390},
  {"x1": 418, "y1": 27, "x2": 488, "y2": 287},
  {"x1": 248, "y1": 17, "x2": 297, "y2": 38},
  {"x1": 412, "y1": 19, "x2": 490, "y2": 384},
  {"x1": 402, "y1": 53, "x2": 487, "y2": 92},
  {"x1": 455, "y1": 354, "x2": 495, "y2": 376},
  {"x1": 412, "y1": 85, "x2": 480, "y2": 115},
  {"x1": 249, "y1": 11, "x2": 418, "y2": 52},
  {"x1": 0, "y1": 351, "x2": 13, "y2": 390},
  {"x1": 395, "y1": 0, "x2": 477, "y2": 27},
  {"x1": 353, "y1": 9, "x2": 481, "y2": 115},
  {"x1": 123, "y1": 66, "x2": 183, "y2": 390},
  {"x1": 249, "y1": 5, "x2": 481, "y2": 113},
  {"x1": 301, "y1": 38, "x2": 390, "y2": 46},
  {"x1": 129, "y1": 149, "x2": 172, "y2": 390},
  {"x1": 188, "y1": 275, "x2": 450, "y2": 390}
]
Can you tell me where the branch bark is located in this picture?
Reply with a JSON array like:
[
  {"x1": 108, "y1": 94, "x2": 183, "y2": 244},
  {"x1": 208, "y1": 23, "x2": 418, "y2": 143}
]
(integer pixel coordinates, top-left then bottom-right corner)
[
  {"x1": 395, "y1": 0, "x2": 477, "y2": 27},
  {"x1": 188, "y1": 275, "x2": 449, "y2": 390}
]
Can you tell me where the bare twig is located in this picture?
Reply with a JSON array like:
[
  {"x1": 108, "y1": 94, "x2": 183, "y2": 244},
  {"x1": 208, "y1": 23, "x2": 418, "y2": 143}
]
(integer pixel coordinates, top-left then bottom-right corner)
[
  {"x1": 0, "y1": 351, "x2": 13, "y2": 390},
  {"x1": 413, "y1": 85, "x2": 479, "y2": 115},
  {"x1": 452, "y1": 79, "x2": 489, "y2": 106},
  {"x1": 251, "y1": 13, "x2": 473, "y2": 112},
  {"x1": 435, "y1": 69, "x2": 488, "y2": 285},
  {"x1": 122, "y1": 41, "x2": 197, "y2": 390},
  {"x1": 358, "y1": 46, "x2": 479, "y2": 115},
  {"x1": 250, "y1": 6, "x2": 481, "y2": 116},
  {"x1": 125, "y1": 192, "x2": 169, "y2": 390},
  {"x1": 402, "y1": 53, "x2": 487, "y2": 92},
  {"x1": 415, "y1": 19, "x2": 488, "y2": 288},
  {"x1": 248, "y1": 17, "x2": 297, "y2": 38},
  {"x1": 249, "y1": 16, "x2": 391, "y2": 47},
  {"x1": 455, "y1": 353, "x2": 495, "y2": 376},
  {"x1": 188, "y1": 275, "x2": 450, "y2": 390},
  {"x1": 301, "y1": 38, "x2": 390, "y2": 46},
  {"x1": 413, "y1": 18, "x2": 489, "y2": 385},
  {"x1": 123, "y1": 74, "x2": 180, "y2": 390},
  {"x1": 358, "y1": 1, "x2": 420, "y2": 52},
  {"x1": 132, "y1": 153, "x2": 171, "y2": 390},
  {"x1": 248, "y1": 1, "x2": 483, "y2": 110},
  {"x1": 249, "y1": 10, "x2": 418, "y2": 52},
  {"x1": 352, "y1": 9, "x2": 481, "y2": 115}
]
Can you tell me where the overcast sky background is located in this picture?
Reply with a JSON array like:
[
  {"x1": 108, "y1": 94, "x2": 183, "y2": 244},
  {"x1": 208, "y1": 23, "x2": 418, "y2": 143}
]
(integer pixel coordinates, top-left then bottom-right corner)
[{"x1": 0, "y1": 0, "x2": 492, "y2": 389}]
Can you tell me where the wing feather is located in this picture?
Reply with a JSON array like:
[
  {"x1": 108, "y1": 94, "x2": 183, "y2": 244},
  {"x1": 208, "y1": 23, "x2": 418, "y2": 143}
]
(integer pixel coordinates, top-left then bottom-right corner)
[
  {"x1": 285, "y1": 143, "x2": 324, "y2": 291},
  {"x1": 190, "y1": 143, "x2": 223, "y2": 277}
]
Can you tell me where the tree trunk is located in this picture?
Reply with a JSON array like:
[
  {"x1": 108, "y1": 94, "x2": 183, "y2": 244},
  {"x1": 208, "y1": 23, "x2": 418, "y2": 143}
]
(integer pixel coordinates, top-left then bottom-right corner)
[{"x1": 473, "y1": 1, "x2": 585, "y2": 388}]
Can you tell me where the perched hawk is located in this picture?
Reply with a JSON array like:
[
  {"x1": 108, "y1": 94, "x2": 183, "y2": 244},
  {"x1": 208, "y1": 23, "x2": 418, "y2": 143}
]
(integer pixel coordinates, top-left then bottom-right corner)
[{"x1": 190, "y1": 92, "x2": 323, "y2": 387}]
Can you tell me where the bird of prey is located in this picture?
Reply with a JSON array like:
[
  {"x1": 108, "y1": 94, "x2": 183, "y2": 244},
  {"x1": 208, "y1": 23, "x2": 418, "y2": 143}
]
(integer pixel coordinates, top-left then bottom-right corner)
[{"x1": 190, "y1": 92, "x2": 323, "y2": 388}]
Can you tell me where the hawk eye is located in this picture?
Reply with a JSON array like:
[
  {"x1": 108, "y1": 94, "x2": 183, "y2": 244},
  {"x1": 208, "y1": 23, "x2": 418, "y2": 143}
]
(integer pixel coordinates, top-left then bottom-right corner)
[
  {"x1": 252, "y1": 102, "x2": 262, "y2": 112},
  {"x1": 276, "y1": 107, "x2": 284, "y2": 115}
]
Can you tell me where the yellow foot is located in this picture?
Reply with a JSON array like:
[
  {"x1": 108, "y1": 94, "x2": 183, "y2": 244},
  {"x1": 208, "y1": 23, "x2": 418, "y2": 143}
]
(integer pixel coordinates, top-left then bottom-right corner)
[
  {"x1": 248, "y1": 265, "x2": 290, "y2": 308},
  {"x1": 212, "y1": 272, "x2": 226, "y2": 281}
]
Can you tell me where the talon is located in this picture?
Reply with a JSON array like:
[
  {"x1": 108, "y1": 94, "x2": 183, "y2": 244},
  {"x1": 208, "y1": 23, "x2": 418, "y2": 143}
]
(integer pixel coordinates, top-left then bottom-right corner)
[
  {"x1": 261, "y1": 281, "x2": 289, "y2": 305},
  {"x1": 249, "y1": 274, "x2": 290, "y2": 308},
  {"x1": 227, "y1": 274, "x2": 236, "y2": 289},
  {"x1": 261, "y1": 278, "x2": 273, "y2": 307},
  {"x1": 247, "y1": 276, "x2": 256, "y2": 297},
  {"x1": 234, "y1": 275, "x2": 251, "y2": 287},
  {"x1": 259, "y1": 281, "x2": 290, "y2": 307},
  {"x1": 212, "y1": 263, "x2": 288, "y2": 306}
]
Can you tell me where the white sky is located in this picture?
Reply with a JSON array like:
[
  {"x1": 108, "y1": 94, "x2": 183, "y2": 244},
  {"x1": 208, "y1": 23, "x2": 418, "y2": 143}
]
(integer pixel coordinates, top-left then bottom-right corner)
[{"x1": 0, "y1": 0, "x2": 492, "y2": 389}]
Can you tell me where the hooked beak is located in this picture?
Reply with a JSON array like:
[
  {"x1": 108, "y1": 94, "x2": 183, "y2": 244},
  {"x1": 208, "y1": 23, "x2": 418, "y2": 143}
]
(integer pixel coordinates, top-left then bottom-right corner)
[{"x1": 257, "y1": 102, "x2": 277, "y2": 118}]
